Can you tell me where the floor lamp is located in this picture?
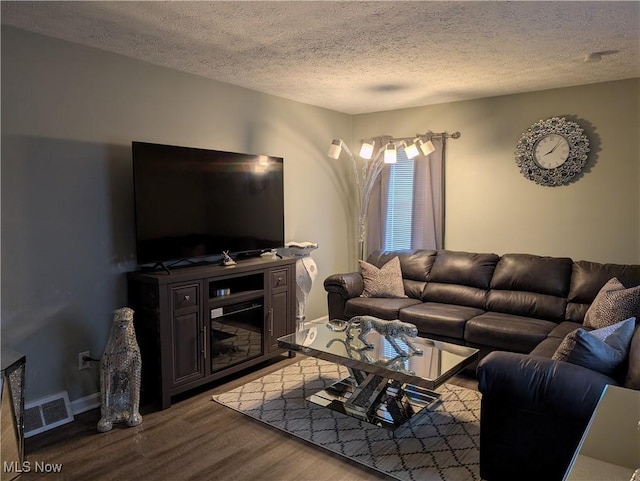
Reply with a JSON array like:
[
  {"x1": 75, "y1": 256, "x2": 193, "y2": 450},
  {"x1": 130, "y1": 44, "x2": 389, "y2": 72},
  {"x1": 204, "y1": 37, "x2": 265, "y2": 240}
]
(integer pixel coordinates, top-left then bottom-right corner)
[
  {"x1": 327, "y1": 132, "x2": 460, "y2": 261},
  {"x1": 328, "y1": 137, "x2": 388, "y2": 261}
]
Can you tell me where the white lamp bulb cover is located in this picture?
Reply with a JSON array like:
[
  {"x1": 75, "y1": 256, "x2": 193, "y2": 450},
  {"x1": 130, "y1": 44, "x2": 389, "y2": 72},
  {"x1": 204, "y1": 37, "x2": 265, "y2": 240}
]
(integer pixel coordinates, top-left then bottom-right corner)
[
  {"x1": 359, "y1": 141, "x2": 374, "y2": 160},
  {"x1": 384, "y1": 143, "x2": 397, "y2": 164},
  {"x1": 327, "y1": 139, "x2": 342, "y2": 160},
  {"x1": 404, "y1": 140, "x2": 420, "y2": 159},
  {"x1": 419, "y1": 139, "x2": 436, "y2": 156}
]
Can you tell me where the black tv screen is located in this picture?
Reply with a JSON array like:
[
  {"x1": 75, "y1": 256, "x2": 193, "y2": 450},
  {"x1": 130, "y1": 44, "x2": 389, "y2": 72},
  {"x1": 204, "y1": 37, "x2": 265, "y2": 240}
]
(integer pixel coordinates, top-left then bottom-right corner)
[{"x1": 132, "y1": 141, "x2": 284, "y2": 266}]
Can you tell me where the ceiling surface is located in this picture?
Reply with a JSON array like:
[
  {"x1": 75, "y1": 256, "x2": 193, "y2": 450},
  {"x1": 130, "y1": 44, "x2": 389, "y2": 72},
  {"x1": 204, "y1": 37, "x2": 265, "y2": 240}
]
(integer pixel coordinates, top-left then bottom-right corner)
[{"x1": 2, "y1": 1, "x2": 639, "y2": 114}]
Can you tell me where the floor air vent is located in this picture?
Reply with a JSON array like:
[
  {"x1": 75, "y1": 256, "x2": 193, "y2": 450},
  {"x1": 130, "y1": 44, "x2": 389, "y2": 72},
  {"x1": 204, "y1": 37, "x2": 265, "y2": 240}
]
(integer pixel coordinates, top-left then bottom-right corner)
[{"x1": 24, "y1": 391, "x2": 74, "y2": 438}]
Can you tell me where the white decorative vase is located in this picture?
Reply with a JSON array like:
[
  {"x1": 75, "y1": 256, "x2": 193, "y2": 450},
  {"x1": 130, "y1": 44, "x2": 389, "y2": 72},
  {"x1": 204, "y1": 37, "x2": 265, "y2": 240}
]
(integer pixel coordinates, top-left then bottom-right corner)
[
  {"x1": 279, "y1": 242, "x2": 318, "y2": 331},
  {"x1": 97, "y1": 307, "x2": 143, "y2": 433}
]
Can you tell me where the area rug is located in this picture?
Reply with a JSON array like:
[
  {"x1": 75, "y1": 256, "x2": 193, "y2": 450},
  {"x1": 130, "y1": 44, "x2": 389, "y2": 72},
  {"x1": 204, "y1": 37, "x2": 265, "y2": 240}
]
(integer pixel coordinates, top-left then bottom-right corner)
[{"x1": 212, "y1": 356, "x2": 481, "y2": 481}]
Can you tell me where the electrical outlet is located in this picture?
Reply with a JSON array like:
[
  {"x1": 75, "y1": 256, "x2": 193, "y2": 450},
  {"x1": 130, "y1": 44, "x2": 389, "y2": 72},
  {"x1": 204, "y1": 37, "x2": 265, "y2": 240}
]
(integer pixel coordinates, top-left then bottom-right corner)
[{"x1": 78, "y1": 351, "x2": 91, "y2": 370}]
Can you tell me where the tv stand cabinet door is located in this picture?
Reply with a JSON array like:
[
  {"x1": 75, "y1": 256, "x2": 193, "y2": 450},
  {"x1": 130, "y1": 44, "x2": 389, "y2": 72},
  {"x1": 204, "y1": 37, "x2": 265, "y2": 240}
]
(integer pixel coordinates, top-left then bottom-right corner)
[
  {"x1": 168, "y1": 283, "x2": 206, "y2": 387},
  {"x1": 266, "y1": 266, "x2": 295, "y2": 353}
]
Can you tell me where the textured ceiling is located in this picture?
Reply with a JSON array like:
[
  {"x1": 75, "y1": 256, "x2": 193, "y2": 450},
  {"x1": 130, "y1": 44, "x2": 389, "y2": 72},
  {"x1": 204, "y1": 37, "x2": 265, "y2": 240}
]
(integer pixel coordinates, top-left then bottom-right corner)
[{"x1": 2, "y1": 1, "x2": 639, "y2": 114}]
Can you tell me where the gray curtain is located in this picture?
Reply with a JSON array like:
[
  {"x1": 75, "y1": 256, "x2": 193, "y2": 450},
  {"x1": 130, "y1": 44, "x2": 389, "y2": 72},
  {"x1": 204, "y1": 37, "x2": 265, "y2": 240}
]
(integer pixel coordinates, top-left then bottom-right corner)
[
  {"x1": 412, "y1": 136, "x2": 445, "y2": 250},
  {"x1": 365, "y1": 135, "x2": 445, "y2": 257},
  {"x1": 366, "y1": 167, "x2": 388, "y2": 256}
]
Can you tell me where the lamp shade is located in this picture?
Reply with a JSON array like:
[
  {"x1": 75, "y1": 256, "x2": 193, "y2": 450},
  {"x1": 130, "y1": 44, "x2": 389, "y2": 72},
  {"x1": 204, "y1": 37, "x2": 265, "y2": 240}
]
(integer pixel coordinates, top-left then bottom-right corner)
[
  {"x1": 327, "y1": 139, "x2": 342, "y2": 159},
  {"x1": 419, "y1": 139, "x2": 436, "y2": 156},
  {"x1": 404, "y1": 139, "x2": 420, "y2": 159},
  {"x1": 384, "y1": 143, "x2": 397, "y2": 164},
  {"x1": 359, "y1": 141, "x2": 375, "y2": 160}
]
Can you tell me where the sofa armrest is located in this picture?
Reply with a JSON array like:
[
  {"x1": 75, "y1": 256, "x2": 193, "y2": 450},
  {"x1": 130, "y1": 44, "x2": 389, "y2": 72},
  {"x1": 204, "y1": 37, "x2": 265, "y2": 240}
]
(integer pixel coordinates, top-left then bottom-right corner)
[
  {"x1": 324, "y1": 272, "x2": 364, "y2": 321},
  {"x1": 323, "y1": 272, "x2": 363, "y2": 299},
  {"x1": 477, "y1": 351, "x2": 614, "y2": 421},
  {"x1": 476, "y1": 352, "x2": 618, "y2": 481}
]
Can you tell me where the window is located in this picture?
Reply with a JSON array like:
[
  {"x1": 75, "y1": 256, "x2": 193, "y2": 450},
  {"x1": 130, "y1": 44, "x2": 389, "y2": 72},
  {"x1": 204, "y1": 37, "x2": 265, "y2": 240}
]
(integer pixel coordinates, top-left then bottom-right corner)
[{"x1": 384, "y1": 149, "x2": 414, "y2": 250}]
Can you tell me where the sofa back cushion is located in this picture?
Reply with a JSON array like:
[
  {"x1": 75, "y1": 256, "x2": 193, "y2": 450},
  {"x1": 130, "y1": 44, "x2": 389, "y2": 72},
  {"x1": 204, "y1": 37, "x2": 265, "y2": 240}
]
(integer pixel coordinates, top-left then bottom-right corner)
[
  {"x1": 367, "y1": 249, "x2": 436, "y2": 299},
  {"x1": 566, "y1": 260, "x2": 640, "y2": 323},
  {"x1": 422, "y1": 250, "x2": 499, "y2": 309},
  {"x1": 487, "y1": 253, "x2": 573, "y2": 322}
]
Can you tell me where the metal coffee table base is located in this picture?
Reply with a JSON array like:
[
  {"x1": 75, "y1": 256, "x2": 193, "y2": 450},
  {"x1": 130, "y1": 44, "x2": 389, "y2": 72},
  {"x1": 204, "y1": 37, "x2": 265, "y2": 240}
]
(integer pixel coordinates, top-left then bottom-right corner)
[{"x1": 307, "y1": 368, "x2": 440, "y2": 429}]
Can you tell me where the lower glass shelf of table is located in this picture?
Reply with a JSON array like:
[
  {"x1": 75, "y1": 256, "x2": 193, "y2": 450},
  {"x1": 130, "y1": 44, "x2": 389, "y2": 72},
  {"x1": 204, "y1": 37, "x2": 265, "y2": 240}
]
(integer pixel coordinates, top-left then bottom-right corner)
[{"x1": 278, "y1": 319, "x2": 478, "y2": 429}]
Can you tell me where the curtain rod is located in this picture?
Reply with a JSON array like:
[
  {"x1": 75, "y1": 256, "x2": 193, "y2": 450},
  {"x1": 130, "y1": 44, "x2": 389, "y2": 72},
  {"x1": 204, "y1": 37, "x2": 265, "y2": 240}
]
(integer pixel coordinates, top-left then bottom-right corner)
[
  {"x1": 371, "y1": 131, "x2": 461, "y2": 143},
  {"x1": 407, "y1": 131, "x2": 461, "y2": 141},
  {"x1": 430, "y1": 131, "x2": 461, "y2": 140}
]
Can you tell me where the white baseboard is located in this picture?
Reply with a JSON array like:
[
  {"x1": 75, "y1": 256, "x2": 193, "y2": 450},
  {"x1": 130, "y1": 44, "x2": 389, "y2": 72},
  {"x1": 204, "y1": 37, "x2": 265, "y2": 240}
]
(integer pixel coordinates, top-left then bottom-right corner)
[{"x1": 70, "y1": 392, "x2": 101, "y2": 415}]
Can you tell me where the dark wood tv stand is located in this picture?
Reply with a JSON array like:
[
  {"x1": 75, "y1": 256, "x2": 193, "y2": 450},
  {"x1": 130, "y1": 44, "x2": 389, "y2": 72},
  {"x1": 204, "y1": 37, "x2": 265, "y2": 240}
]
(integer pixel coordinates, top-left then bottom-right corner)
[{"x1": 127, "y1": 256, "x2": 296, "y2": 409}]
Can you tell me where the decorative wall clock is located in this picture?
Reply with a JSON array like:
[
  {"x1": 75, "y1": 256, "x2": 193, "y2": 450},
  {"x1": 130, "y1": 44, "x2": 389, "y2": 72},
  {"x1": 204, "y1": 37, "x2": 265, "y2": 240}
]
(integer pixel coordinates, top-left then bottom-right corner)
[{"x1": 515, "y1": 117, "x2": 590, "y2": 186}]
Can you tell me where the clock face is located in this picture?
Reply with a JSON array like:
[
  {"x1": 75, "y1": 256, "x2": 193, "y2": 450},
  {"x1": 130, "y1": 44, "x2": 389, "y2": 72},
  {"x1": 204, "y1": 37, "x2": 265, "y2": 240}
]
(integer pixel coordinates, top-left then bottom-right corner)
[{"x1": 533, "y1": 133, "x2": 570, "y2": 169}]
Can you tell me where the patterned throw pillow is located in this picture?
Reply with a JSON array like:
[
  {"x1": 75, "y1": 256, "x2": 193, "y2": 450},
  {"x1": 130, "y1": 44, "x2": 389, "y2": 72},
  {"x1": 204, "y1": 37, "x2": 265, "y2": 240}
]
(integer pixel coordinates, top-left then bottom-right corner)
[
  {"x1": 584, "y1": 277, "x2": 640, "y2": 329},
  {"x1": 359, "y1": 256, "x2": 406, "y2": 298},
  {"x1": 552, "y1": 317, "x2": 636, "y2": 377}
]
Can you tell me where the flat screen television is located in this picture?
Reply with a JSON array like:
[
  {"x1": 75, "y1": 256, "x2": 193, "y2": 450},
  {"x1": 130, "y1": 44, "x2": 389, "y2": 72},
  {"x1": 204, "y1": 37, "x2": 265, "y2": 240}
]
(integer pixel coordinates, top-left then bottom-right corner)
[{"x1": 132, "y1": 141, "x2": 284, "y2": 267}]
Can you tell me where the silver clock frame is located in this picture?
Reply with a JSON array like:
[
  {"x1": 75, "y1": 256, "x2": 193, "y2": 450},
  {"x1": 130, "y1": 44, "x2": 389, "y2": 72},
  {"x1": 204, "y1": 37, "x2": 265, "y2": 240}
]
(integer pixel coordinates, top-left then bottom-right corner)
[{"x1": 515, "y1": 117, "x2": 590, "y2": 187}]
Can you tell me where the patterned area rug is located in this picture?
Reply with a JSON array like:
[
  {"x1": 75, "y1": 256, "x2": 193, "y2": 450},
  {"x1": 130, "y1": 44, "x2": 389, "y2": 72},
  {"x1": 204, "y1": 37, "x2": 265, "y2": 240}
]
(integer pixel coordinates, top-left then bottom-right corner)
[{"x1": 212, "y1": 356, "x2": 481, "y2": 481}]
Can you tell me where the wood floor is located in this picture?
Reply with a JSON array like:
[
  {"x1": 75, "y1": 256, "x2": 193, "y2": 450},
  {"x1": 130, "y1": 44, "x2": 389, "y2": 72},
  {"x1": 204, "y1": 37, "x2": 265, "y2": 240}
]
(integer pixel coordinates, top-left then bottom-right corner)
[{"x1": 22, "y1": 355, "x2": 479, "y2": 481}]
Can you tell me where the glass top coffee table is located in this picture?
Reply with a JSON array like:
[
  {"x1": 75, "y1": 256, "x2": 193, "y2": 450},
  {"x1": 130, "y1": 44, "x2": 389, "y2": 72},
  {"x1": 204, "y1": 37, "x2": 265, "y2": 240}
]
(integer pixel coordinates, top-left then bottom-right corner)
[{"x1": 278, "y1": 319, "x2": 478, "y2": 429}]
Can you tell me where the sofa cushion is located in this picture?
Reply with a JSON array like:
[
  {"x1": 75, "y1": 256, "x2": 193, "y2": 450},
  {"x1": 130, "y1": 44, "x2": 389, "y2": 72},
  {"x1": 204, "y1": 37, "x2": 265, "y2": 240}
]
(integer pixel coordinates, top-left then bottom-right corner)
[
  {"x1": 491, "y1": 253, "x2": 573, "y2": 297},
  {"x1": 487, "y1": 290, "x2": 567, "y2": 323},
  {"x1": 530, "y1": 321, "x2": 593, "y2": 357},
  {"x1": 583, "y1": 277, "x2": 640, "y2": 329},
  {"x1": 547, "y1": 321, "x2": 584, "y2": 339},
  {"x1": 344, "y1": 297, "x2": 422, "y2": 320},
  {"x1": 399, "y1": 302, "x2": 484, "y2": 339},
  {"x1": 359, "y1": 256, "x2": 406, "y2": 298},
  {"x1": 566, "y1": 260, "x2": 640, "y2": 323},
  {"x1": 568, "y1": 260, "x2": 640, "y2": 303},
  {"x1": 421, "y1": 250, "x2": 499, "y2": 310},
  {"x1": 422, "y1": 283, "x2": 489, "y2": 310},
  {"x1": 487, "y1": 254, "x2": 572, "y2": 322},
  {"x1": 367, "y1": 249, "x2": 436, "y2": 299},
  {"x1": 552, "y1": 318, "x2": 636, "y2": 377},
  {"x1": 529, "y1": 337, "x2": 563, "y2": 358},
  {"x1": 366, "y1": 249, "x2": 436, "y2": 298},
  {"x1": 403, "y1": 279, "x2": 429, "y2": 300},
  {"x1": 367, "y1": 249, "x2": 436, "y2": 280},
  {"x1": 427, "y1": 250, "x2": 499, "y2": 289},
  {"x1": 465, "y1": 312, "x2": 557, "y2": 353}
]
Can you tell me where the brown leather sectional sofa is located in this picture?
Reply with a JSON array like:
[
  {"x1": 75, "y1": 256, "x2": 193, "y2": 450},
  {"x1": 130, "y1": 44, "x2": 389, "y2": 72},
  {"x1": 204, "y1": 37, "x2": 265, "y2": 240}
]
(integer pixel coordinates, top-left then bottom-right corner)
[
  {"x1": 324, "y1": 248, "x2": 640, "y2": 360},
  {"x1": 324, "y1": 248, "x2": 640, "y2": 480}
]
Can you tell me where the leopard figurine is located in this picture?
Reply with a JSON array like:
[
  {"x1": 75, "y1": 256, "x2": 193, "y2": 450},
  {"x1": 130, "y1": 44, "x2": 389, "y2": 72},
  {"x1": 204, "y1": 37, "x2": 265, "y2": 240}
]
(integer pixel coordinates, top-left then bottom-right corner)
[
  {"x1": 328, "y1": 315, "x2": 423, "y2": 357},
  {"x1": 325, "y1": 337, "x2": 420, "y2": 376}
]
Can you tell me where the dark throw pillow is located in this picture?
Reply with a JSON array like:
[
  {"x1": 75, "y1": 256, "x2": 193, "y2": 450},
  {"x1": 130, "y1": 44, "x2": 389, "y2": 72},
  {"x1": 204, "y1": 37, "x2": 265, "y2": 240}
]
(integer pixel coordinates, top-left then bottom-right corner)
[
  {"x1": 552, "y1": 317, "x2": 636, "y2": 377},
  {"x1": 359, "y1": 256, "x2": 406, "y2": 298}
]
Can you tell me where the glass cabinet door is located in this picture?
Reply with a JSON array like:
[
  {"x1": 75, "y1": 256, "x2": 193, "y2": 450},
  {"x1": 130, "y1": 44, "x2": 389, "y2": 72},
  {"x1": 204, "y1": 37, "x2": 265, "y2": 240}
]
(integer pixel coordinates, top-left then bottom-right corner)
[{"x1": 210, "y1": 299, "x2": 264, "y2": 372}]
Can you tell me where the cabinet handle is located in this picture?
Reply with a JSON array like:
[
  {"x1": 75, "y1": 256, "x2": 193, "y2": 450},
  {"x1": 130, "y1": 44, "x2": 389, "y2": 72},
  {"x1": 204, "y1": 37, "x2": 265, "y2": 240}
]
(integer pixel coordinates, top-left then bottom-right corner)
[
  {"x1": 201, "y1": 325, "x2": 207, "y2": 360},
  {"x1": 184, "y1": 295, "x2": 190, "y2": 301},
  {"x1": 269, "y1": 308, "x2": 274, "y2": 334}
]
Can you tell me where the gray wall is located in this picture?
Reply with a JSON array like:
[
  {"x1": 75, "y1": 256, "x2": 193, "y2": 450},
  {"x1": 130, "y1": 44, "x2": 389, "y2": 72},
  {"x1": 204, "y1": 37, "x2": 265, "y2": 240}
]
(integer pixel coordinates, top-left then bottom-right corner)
[
  {"x1": 1, "y1": 27, "x2": 353, "y2": 402},
  {"x1": 2, "y1": 26, "x2": 639, "y2": 404},
  {"x1": 353, "y1": 79, "x2": 640, "y2": 264}
]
